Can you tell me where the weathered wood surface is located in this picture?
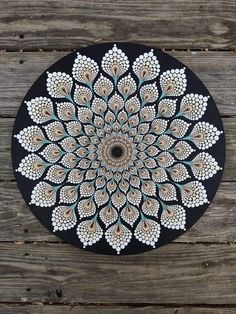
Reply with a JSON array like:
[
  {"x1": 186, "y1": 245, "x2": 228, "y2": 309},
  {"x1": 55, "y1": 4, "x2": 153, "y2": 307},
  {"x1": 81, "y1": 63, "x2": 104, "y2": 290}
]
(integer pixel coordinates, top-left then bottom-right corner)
[
  {"x1": 0, "y1": 181, "x2": 235, "y2": 243},
  {"x1": 0, "y1": 117, "x2": 233, "y2": 181},
  {"x1": 0, "y1": 242, "x2": 235, "y2": 304},
  {"x1": 0, "y1": 0, "x2": 235, "y2": 50},
  {"x1": 1, "y1": 304, "x2": 236, "y2": 314},
  {"x1": 0, "y1": 0, "x2": 235, "y2": 311},
  {"x1": 0, "y1": 51, "x2": 235, "y2": 117}
]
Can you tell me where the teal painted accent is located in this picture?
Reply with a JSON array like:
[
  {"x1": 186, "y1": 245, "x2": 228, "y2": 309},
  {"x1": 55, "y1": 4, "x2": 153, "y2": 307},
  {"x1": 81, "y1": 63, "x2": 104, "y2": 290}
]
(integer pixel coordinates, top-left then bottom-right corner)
[{"x1": 65, "y1": 94, "x2": 74, "y2": 104}]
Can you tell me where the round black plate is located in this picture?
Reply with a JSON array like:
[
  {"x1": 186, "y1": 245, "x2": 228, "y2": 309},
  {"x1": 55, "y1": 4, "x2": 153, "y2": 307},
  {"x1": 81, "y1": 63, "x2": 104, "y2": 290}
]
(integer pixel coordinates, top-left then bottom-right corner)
[{"x1": 12, "y1": 43, "x2": 225, "y2": 255}]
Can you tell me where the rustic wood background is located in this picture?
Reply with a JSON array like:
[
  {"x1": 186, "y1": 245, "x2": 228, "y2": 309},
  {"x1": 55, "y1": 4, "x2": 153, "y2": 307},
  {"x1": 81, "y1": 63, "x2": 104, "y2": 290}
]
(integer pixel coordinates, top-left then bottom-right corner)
[{"x1": 0, "y1": 1, "x2": 235, "y2": 313}]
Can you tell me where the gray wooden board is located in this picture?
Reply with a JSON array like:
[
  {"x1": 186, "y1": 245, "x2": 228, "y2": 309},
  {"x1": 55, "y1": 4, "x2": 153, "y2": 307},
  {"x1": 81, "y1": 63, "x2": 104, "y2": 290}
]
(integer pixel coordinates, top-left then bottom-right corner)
[
  {"x1": 0, "y1": 242, "x2": 235, "y2": 304},
  {"x1": 0, "y1": 1, "x2": 236, "y2": 309},
  {"x1": 0, "y1": 0, "x2": 235, "y2": 50},
  {"x1": 1, "y1": 304, "x2": 236, "y2": 314}
]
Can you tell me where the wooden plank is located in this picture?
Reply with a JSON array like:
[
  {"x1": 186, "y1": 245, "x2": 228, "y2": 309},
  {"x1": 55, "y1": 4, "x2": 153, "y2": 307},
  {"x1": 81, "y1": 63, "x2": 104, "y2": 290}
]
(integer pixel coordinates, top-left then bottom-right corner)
[
  {"x1": 0, "y1": 181, "x2": 235, "y2": 243},
  {"x1": 0, "y1": 0, "x2": 235, "y2": 50},
  {"x1": 0, "y1": 51, "x2": 235, "y2": 117},
  {"x1": 0, "y1": 117, "x2": 233, "y2": 181},
  {"x1": 0, "y1": 242, "x2": 235, "y2": 304},
  {"x1": 1, "y1": 304, "x2": 236, "y2": 314}
]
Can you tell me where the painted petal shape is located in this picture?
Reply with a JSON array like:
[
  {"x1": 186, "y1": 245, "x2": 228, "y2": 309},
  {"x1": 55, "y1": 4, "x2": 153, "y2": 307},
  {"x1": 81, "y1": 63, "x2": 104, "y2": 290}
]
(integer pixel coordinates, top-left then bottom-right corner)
[
  {"x1": 77, "y1": 108, "x2": 93, "y2": 124},
  {"x1": 142, "y1": 198, "x2": 159, "y2": 216},
  {"x1": 180, "y1": 94, "x2": 209, "y2": 120},
  {"x1": 59, "y1": 185, "x2": 78, "y2": 204},
  {"x1": 140, "y1": 106, "x2": 156, "y2": 122},
  {"x1": 132, "y1": 50, "x2": 160, "y2": 82},
  {"x1": 39, "y1": 144, "x2": 63, "y2": 163},
  {"x1": 26, "y1": 97, "x2": 54, "y2": 124},
  {"x1": 134, "y1": 219, "x2": 161, "y2": 248},
  {"x1": 16, "y1": 153, "x2": 46, "y2": 180},
  {"x1": 15, "y1": 126, "x2": 45, "y2": 152},
  {"x1": 101, "y1": 44, "x2": 129, "y2": 81},
  {"x1": 161, "y1": 205, "x2": 186, "y2": 230},
  {"x1": 74, "y1": 84, "x2": 92, "y2": 106},
  {"x1": 77, "y1": 219, "x2": 103, "y2": 248},
  {"x1": 169, "y1": 164, "x2": 190, "y2": 182},
  {"x1": 127, "y1": 188, "x2": 142, "y2": 206},
  {"x1": 152, "y1": 168, "x2": 168, "y2": 183},
  {"x1": 30, "y1": 182, "x2": 56, "y2": 207},
  {"x1": 157, "y1": 135, "x2": 175, "y2": 150},
  {"x1": 118, "y1": 73, "x2": 136, "y2": 99},
  {"x1": 140, "y1": 83, "x2": 159, "y2": 104},
  {"x1": 45, "y1": 165, "x2": 68, "y2": 183},
  {"x1": 160, "y1": 68, "x2": 187, "y2": 96},
  {"x1": 180, "y1": 181, "x2": 209, "y2": 208},
  {"x1": 72, "y1": 53, "x2": 99, "y2": 85},
  {"x1": 159, "y1": 183, "x2": 177, "y2": 201},
  {"x1": 52, "y1": 206, "x2": 77, "y2": 232},
  {"x1": 190, "y1": 122, "x2": 223, "y2": 150},
  {"x1": 108, "y1": 93, "x2": 124, "y2": 113},
  {"x1": 68, "y1": 169, "x2": 84, "y2": 184},
  {"x1": 191, "y1": 152, "x2": 222, "y2": 180},
  {"x1": 47, "y1": 71, "x2": 73, "y2": 98},
  {"x1": 80, "y1": 182, "x2": 95, "y2": 197},
  {"x1": 111, "y1": 191, "x2": 126, "y2": 209},
  {"x1": 92, "y1": 96, "x2": 107, "y2": 115},
  {"x1": 125, "y1": 95, "x2": 141, "y2": 115},
  {"x1": 94, "y1": 75, "x2": 113, "y2": 99},
  {"x1": 105, "y1": 223, "x2": 132, "y2": 254},
  {"x1": 173, "y1": 141, "x2": 195, "y2": 160},
  {"x1": 94, "y1": 189, "x2": 109, "y2": 206},
  {"x1": 170, "y1": 119, "x2": 191, "y2": 138},
  {"x1": 43, "y1": 121, "x2": 65, "y2": 141},
  {"x1": 157, "y1": 99, "x2": 177, "y2": 118},
  {"x1": 151, "y1": 119, "x2": 168, "y2": 135},
  {"x1": 99, "y1": 205, "x2": 118, "y2": 227},
  {"x1": 77, "y1": 198, "x2": 96, "y2": 218},
  {"x1": 141, "y1": 180, "x2": 156, "y2": 196},
  {"x1": 121, "y1": 205, "x2": 139, "y2": 226},
  {"x1": 57, "y1": 102, "x2": 76, "y2": 121},
  {"x1": 66, "y1": 121, "x2": 82, "y2": 137}
]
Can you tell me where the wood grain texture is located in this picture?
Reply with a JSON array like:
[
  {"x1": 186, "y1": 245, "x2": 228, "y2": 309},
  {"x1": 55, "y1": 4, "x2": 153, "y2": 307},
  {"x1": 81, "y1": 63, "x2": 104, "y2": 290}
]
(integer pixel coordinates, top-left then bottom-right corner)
[
  {"x1": 1, "y1": 304, "x2": 236, "y2": 314},
  {"x1": 0, "y1": 181, "x2": 235, "y2": 243},
  {"x1": 0, "y1": 117, "x2": 232, "y2": 180},
  {"x1": 0, "y1": 0, "x2": 235, "y2": 50},
  {"x1": 0, "y1": 51, "x2": 235, "y2": 117},
  {"x1": 0, "y1": 242, "x2": 235, "y2": 304},
  {"x1": 0, "y1": 0, "x2": 235, "y2": 311}
]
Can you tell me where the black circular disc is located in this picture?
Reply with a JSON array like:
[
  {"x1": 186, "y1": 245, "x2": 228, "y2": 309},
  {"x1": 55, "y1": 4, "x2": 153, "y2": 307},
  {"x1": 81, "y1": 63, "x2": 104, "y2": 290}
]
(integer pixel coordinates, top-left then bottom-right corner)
[{"x1": 12, "y1": 43, "x2": 225, "y2": 255}]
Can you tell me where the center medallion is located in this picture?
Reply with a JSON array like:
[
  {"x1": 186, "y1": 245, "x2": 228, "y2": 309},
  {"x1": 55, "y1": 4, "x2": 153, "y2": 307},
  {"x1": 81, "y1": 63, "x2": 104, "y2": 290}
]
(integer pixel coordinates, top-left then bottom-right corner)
[{"x1": 98, "y1": 134, "x2": 136, "y2": 171}]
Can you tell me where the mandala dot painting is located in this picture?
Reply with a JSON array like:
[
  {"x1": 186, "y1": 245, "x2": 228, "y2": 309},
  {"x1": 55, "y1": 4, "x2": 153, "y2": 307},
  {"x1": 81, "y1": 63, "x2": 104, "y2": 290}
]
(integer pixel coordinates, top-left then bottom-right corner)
[{"x1": 12, "y1": 43, "x2": 225, "y2": 255}]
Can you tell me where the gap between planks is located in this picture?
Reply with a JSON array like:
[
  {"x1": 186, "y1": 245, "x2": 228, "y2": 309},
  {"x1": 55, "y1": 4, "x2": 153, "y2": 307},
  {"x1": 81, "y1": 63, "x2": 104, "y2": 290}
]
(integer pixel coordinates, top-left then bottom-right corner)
[
  {"x1": 0, "y1": 48, "x2": 236, "y2": 52},
  {"x1": 1, "y1": 304, "x2": 236, "y2": 314}
]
